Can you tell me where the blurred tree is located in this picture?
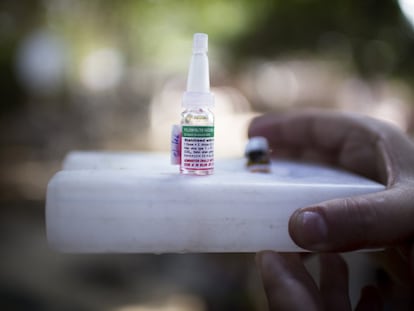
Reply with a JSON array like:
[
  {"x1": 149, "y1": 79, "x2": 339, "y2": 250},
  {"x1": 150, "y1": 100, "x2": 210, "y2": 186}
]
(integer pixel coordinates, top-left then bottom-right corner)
[
  {"x1": 2, "y1": 0, "x2": 414, "y2": 114},
  {"x1": 0, "y1": 0, "x2": 43, "y2": 112},
  {"x1": 231, "y1": 0, "x2": 414, "y2": 80}
]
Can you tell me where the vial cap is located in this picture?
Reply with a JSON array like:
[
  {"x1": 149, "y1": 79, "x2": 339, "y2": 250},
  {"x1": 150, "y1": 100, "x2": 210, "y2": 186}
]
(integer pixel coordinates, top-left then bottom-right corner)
[
  {"x1": 192, "y1": 33, "x2": 208, "y2": 53},
  {"x1": 182, "y1": 92, "x2": 214, "y2": 107},
  {"x1": 182, "y1": 33, "x2": 214, "y2": 107},
  {"x1": 245, "y1": 137, "x2": 270, "y2": 155}
]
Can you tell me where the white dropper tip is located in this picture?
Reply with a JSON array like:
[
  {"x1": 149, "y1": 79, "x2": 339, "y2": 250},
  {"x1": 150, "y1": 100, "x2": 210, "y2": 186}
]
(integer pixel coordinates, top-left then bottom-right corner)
[
  {"x1": 192, "y1": 33, "x2": 208, "y2": 53},
  {"x1": 182, "y1": 33, "x2": 214, "y2": 108}
]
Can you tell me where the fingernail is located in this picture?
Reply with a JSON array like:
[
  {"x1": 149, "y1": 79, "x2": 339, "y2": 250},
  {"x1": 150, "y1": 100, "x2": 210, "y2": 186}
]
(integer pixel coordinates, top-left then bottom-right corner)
[{"x1": 292, "y1": 210, "x2": 328, "y2": 250}]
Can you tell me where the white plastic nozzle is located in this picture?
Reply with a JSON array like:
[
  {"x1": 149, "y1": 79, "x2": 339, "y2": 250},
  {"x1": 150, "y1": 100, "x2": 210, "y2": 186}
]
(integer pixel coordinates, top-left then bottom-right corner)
[
  {"x1": 182, "y1": 33, "x2": 214, "y2": 107},
  {"x1": 193, "y1": 33, "x2": 208, "y2": 53}
]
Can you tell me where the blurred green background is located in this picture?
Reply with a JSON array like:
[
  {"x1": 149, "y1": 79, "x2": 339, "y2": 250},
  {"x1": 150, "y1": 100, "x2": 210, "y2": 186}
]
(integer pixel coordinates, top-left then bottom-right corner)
[{"x1": 1, "y1": 0, "x2": 414, "y2": 310}]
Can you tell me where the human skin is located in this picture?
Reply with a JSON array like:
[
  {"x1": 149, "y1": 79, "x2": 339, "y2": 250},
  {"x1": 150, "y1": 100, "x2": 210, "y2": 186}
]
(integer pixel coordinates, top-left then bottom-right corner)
[
  {"x1": 248, "y1": 110, "x2": 414, "y2": 272},
  {"x1": 249, "y1": 110, "x2": 414, "y2": 310},
  {"x1": 256, "y1": 251, "x2": 383, "y2": 311}
]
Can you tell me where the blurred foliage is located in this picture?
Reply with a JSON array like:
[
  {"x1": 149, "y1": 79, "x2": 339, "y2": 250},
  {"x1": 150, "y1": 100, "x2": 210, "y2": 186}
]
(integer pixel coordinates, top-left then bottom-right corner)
[
  {"x1": 0, "y1": 1, "x2": 41, "y2": 112},
  {"x1": 1, "y1": 0, "x2": 414, "y2": 113},
  {"x1": 0, "y1": 0, "x2": 268, "y2": 112},
  {"x1": 231, "y1": 0, "x2": 414, "y2": 79},
  {"x1": 31, "y1": 0, "x2": 266, "y2": 70}
]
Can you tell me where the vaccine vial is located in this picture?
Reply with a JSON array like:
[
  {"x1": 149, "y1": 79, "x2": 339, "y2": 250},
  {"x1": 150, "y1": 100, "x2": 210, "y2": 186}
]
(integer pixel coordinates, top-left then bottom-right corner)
[
  {"x1": 180, "y1": 33, "x2": 215, "y2": 175},
  {"x1": 245, "y1": 136, "x2": 271, "y2": 173}
]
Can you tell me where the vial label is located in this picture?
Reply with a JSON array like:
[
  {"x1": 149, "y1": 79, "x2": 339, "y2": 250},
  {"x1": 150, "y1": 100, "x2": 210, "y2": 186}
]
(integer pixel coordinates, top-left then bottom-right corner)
[{"x1": 181, "y1": 125, "x2": 214, "y2": 170}]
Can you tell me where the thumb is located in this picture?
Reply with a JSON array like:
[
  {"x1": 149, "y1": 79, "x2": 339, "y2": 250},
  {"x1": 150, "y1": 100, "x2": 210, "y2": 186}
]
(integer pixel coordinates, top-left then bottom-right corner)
[{"x1": 289, "y1": 184, "x2": 414, "y2": 252}]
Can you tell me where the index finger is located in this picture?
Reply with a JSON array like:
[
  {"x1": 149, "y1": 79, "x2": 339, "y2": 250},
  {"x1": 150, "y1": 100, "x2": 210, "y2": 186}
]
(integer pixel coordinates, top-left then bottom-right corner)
[{"x1": 248, "y1": 110, "x2": 410, "y2": 184}]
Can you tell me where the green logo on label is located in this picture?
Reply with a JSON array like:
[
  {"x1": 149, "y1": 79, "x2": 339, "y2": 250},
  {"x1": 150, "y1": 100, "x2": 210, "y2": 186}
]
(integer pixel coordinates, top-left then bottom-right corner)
[{"x1": 182, "y1": 126, "x2": 214, "y2": 138}]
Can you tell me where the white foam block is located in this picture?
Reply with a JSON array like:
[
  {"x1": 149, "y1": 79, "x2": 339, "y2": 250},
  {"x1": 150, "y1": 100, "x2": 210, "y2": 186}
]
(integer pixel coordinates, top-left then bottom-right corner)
[{"x1": 46, "y1": 152, "x2": 384, "y2": 253}]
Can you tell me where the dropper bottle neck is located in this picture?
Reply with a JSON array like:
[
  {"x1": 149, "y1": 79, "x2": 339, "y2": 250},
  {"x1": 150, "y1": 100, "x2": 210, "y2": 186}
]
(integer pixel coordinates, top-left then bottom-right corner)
[{"x1": 182, "y1": 33, "x2": 214, "y2": 108}]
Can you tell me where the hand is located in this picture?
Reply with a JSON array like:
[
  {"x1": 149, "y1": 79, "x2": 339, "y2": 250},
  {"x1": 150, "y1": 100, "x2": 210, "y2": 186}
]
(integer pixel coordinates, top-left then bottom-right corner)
[
  {"x1": 248, "y1": 110, "x2": 414, "y2": 272},
  {"x1": 256, "y1": 251, "x2": 383, "y2": 311}
]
